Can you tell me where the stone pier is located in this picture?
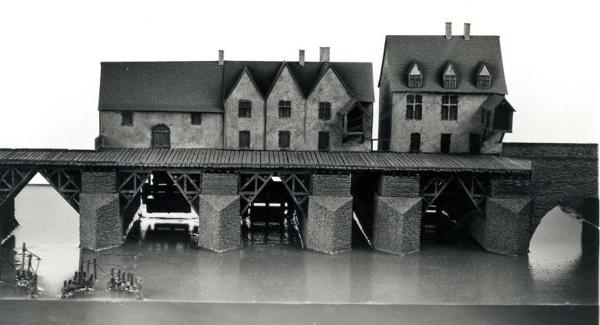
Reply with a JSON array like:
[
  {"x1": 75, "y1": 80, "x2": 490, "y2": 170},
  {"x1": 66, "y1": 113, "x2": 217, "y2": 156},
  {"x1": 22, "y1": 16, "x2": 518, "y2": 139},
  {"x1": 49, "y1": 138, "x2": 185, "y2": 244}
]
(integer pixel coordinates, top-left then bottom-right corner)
[
  {"x1": 197, "y1": 173, "x2": 240, "y2": 252},
  {"x1": 305, "y1": 174, "x2": 353, "y2": 254},
  {"x1": 79, "y1": 170, "x2": 122, "y2": 250},
  {"x1": 470, "y1": 178, "x2": 532, "y2": 256},
  {"x1": 373, "y1": 175, "x2": 422, "y2": 255},
  {"x1": 0, "y1": 198, "x2": 18, "y2": 238}
]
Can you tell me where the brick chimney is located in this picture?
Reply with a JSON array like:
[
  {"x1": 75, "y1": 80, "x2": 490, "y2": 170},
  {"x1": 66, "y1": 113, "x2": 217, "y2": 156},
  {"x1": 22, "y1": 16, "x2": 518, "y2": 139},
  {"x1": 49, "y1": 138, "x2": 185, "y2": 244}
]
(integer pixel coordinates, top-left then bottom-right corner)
[
  {"x1": 320, "y1": 47, "x2": 330, "y2": 62},
  {"x1": 218, "y1": 50, "x2": 224, "y2": 65},
  {"x1": 445, "y1": 22, "x2": 452, "y2": 40},
  {"x1": 299, "y1": 49, "x2": 305, "y2": 67},
  {"x1": 464, "y1": 23, "x2": 471, "y2": 40}
]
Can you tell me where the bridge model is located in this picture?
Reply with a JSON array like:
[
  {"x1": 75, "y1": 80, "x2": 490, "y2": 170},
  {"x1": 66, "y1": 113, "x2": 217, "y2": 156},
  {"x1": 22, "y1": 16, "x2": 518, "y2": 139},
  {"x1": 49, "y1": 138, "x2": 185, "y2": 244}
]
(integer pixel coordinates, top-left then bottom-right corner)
[{"x1": 0, "y1": 23, "x2": 597, "y2": 256}]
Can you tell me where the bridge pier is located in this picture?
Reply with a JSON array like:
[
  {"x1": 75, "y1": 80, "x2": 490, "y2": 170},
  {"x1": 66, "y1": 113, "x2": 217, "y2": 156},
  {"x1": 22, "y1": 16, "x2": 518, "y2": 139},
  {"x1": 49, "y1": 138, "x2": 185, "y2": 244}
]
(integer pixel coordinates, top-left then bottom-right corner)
[
  {"x1": 197, "y1": 173, "x2": 240, "y2": 252},
  {"x1": 372, "y1": 175, "x2": 422, "y2": 255},
  {"x1": 0, "y1": 198, "x2": 17, "y2": 238},
  {"x1": 79, "y1": 170, "x2": 122, "y2": 250},
  {"x1": 305, "y1": 174, "x2": 353, "y2": 254},
  {"x1": 470, "y1": 178, "x2": 532, "y2": 256}
]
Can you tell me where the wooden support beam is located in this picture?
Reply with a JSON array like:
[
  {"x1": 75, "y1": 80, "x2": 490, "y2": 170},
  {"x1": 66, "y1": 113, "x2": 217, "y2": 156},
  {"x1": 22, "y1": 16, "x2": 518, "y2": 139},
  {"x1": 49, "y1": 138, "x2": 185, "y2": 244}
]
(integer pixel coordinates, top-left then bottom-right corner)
[
  {"x1": 166, "y1": 171, "x2": 202, "y2": 214},
  {"x1": 39, "y1": 168, "x2": 81, "y2": 212},
  {"x1": 0, "y1": 167, "x2": 36, "y2": 208},
  {"x1": 117, "y1": 171, "x2": 151, "y2": 212}
]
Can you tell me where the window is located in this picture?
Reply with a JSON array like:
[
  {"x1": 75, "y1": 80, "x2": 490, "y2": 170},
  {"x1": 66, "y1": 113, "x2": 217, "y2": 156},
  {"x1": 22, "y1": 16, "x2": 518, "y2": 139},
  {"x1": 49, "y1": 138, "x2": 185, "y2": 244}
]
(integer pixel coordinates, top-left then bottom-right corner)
[
  {"x1": 318, "y1": 102, "x2": 331, "y2": 120},
  {"x1": 239, "y1": 100, "x2": 252, "y2": 118},
  {"x1": 278, "y1": 100, "x2": 291, "y2": 118},
  {"x1": 151, "y1": 125, "x2": 170, "y2": 149},
  {"x1": 408, "y1": 63, "x2": 423, "y2": 88},
  {"x1": 278, "y1": 131, "x2": 290, "y2": 149},
  {"x1": 121, "y1": 111, "x2": 133, "y2": 126},
  {"x1": 443, "y1": 63, "x2": 457, "y2": 89},
  {"x1": 441, "y1": 133, "x2": 451, "y2": 154},
  {"x1": 441, "y1": 95, "x2": 458, "y2": 121},
  {"x1": 406, "y1": 95, "x2": 422, "y2": 120},
  {"x1": 239, "y1": 131, "x2": 250, "y2": 149},
  {"x1": 476, "y1": 64, "x2": 492, "y2": 89},
  {"x1": 409, "y1": 133, "x2": 421, "y2": 153},
  {"x1": 191, "y1": 112, "x2": 202, "y2": 125},
  {"x1": 318, "y1": 131, "x2": 330, "y2": 151}
]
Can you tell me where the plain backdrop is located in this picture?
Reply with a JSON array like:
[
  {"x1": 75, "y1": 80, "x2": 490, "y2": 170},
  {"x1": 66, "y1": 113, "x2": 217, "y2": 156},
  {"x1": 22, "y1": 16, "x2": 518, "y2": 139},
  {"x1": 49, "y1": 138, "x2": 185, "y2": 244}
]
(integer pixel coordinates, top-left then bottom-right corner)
[{"x1": 0, "y1": 0, "x2": 598, "y2": 150}]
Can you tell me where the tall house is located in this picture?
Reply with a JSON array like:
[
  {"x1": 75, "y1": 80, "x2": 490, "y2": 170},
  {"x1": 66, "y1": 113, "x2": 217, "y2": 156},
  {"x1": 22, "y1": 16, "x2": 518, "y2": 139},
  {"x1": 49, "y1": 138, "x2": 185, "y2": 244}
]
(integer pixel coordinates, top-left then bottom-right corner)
[
  {"x1": 96, "y1": 48, "x2": 374, "y2": 152},
  {"x1": 378, "y1": 23, "x2": 515, "y2": 154}
]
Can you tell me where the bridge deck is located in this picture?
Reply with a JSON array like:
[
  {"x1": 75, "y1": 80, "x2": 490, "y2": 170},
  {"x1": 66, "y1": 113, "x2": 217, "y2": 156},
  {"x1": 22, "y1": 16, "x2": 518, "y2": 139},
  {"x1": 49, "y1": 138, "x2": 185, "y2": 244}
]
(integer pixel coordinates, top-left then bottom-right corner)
[{"x1": 0, "y1": 148, "x2": 531, "y2": 174}]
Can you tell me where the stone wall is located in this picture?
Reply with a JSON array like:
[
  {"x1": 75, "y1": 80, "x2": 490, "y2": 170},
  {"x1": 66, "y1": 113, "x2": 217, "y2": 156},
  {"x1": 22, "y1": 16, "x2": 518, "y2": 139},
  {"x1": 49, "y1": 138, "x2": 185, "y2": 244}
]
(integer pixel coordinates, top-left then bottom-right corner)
[
  {"x1": 503, "y1": 143, "x2": 598, "y2": 229},
  {"x1": 224, "y1": 70, "x2": 265, "y2": 150},
  {"x1": 99, "y1": 111, "x2": 223, "y2": 149},
  {"x1": 79, "y1": 170, "x2": 122, "y2": 250},
  {"x1": 372, "y1": 174, "x2": 422, "y2": 255},
  {"x1": 305, "y1": 174, "x2": 353, "y2": 253}
]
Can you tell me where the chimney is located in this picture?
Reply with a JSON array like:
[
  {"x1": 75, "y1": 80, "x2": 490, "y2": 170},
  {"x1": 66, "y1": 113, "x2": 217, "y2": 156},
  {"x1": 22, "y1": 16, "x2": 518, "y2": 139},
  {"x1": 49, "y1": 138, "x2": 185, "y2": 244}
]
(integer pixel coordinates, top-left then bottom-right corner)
[
  {"x1": 218, "y1": 50, "x2": 224, "y2": 65},
  {"x1": 299, "y1": 49, "x2": 305, "y2": 67},
  {"x1": 319, "y1": 47, "x2": 330, "y2": 62},
  {"x1": 464, "y1": 23, "x2": 471, "y2": 40},
  {"x1": 445, "y1": 22, "x2": 452, "y2": 40}
]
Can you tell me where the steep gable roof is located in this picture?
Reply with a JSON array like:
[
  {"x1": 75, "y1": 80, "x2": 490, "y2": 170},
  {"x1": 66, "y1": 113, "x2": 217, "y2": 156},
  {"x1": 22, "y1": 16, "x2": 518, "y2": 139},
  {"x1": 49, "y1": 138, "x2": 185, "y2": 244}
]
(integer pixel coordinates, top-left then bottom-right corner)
[
  {"x1": 99, "y1": 61, "x2": 224, "y2": 113},
  {"x1": 379, "y1": 35, "x2": 507, "y2": 94},
  {"x1": 99, "y1": 59, "x2": 374, "y2": 113},
  {"x1": 223, "y1": 66, "x2": 264, "y2": 102}
]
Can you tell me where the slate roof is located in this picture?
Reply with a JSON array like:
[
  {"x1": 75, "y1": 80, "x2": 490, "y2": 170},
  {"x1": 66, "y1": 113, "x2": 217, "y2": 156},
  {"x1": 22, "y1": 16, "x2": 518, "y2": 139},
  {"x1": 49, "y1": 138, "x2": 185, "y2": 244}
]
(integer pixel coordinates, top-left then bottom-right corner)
[
  {"x1": 0, "y1": 148, "x2": 531, "y2": 174},
  {"x1": 99, "y1": 60, "x2": 374, "y2": 113},
  {"x1": 480, "y1": 94, "x2": 515, "y2": 112},
  {"x1": 379, "y1": 35, "x2": 507, "y2": 94}
]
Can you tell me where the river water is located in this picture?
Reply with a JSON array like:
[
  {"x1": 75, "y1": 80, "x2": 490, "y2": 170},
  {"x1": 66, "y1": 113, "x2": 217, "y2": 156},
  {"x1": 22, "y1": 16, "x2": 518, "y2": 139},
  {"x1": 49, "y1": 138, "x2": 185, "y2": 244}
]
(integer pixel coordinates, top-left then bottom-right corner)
[{"x1": 0, "y1": 185, "x2": 597, "y2": 304}]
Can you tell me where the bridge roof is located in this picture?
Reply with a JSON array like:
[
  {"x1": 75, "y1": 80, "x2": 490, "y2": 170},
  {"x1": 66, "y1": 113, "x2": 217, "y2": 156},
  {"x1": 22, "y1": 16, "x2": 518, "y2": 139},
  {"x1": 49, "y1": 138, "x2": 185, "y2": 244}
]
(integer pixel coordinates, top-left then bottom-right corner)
[{"x1": 0, "y1": 149, "x2": 531, "y2": 174}]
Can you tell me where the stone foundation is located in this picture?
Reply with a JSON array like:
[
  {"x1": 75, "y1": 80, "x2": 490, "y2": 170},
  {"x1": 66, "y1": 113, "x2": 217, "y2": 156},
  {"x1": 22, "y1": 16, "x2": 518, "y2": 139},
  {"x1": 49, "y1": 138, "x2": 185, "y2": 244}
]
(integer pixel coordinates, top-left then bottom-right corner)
[
  {"x1": 471, "y1": 197, "x2": 532, "y2": 256},
  {"x1": 79, "y1": 170, "x2": 122, "y2": 250},
  {"x1": 305, "y1": 174, "x2": 353, "y2": 254},
  {"x1": 373, "y1": 175, "x2": 422, "y2": 255},
  {"x1": 197, "y1": 173, "x2": 240, "y2": 252}
]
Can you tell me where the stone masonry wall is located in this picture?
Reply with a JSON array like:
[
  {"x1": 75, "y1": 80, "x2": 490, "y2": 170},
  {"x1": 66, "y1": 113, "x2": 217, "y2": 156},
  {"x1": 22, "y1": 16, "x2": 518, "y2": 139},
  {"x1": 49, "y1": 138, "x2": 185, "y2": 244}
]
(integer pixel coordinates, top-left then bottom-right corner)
[
  {"x1": 311, "y1": 174, "x2": 351, "y2": 196},
  {"x1": 503, "y1": 143, "x2": 598, "y2": 229}
]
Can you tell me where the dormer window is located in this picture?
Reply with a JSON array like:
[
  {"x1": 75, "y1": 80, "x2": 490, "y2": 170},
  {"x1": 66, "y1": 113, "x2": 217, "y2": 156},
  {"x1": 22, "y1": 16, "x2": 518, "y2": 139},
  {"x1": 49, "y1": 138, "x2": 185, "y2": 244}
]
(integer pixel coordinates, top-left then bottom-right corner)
[
  {"x1": 476, "y1": 64, "x2": 492, "y2": 89},
  {"x1": 443, "y1": 63, "x2": 457, "y2": 89},
  {"x1": 339, "y1": 100, "x2": 367, "y2": 141},
  {"x1": 407, "y1": 63, "x2": 423, "y2": 88}
]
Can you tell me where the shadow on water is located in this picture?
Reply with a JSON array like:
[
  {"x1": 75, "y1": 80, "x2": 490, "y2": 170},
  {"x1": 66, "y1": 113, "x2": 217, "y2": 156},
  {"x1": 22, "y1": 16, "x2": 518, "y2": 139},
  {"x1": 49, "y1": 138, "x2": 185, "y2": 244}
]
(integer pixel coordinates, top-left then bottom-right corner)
[{"x1": 0, "y1": 185, "x2": 597, "y2": 304}]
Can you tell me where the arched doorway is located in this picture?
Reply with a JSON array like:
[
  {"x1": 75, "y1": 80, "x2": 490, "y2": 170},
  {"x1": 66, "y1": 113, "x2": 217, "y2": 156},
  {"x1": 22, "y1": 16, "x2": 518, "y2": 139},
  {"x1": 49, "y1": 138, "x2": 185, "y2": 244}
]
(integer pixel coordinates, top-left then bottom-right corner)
[{"x1": 151, "y1": 125, "x2": 170, "y2": 149}]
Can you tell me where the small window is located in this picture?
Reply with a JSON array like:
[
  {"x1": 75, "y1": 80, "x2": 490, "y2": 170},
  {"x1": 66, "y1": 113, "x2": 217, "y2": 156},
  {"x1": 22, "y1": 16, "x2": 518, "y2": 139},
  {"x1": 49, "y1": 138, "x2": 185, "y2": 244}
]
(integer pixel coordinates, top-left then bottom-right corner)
[
  {"x1": 408, "y1": 63, "x2": 423, "y2": 88},
  {"x1": 191, "y1": 112, "x2": 202, "y2": 125},
  {"x1": 476, "y1": 64, "x2": 492, "y2": 89},
  {"x1": 278, "y1": 131, "x2": 290, "y2": 149},
  {"x1": 318, "y1": 102, "x2": 331, "y2": 120},
  {"x1": 318, "y1": 131, "x2": 330, "y2": 151},
  {"x1": 441, "y1": 95, "x2": 458, "y2": 121},
  {"x1": 441, "y1": 133, "x2": 451, "y2": 154},
  {"x1": 151, "y1": 125, "x2": 170, "y2": 149},
  {"x1": 279, "y1": 100, "x2": 291, "y2": 118},
  {"x1": 121, "y1": 111, "x2": 133, "y2": 126},
  {"x1": 239, "y1": 100, "x2": 252, "y2": 118},
  {"x1": 477, "y1": 75, "x2": 491, "y2": 89},
  {"x1": 239, "y1": 131, "x2": 250, "y2": 149},
  {"x1": 443, "y1": 63, "x2": 458, "y2": 89},
  {"x1": 469, "y1": 133, "x2": 481, "y2": 154},
  {"x1": 409, "y1": 133, "x2": 421, "y2": 153},
  {"x1": 406, "y1": 95, "x2": 422, "y2": 120}
]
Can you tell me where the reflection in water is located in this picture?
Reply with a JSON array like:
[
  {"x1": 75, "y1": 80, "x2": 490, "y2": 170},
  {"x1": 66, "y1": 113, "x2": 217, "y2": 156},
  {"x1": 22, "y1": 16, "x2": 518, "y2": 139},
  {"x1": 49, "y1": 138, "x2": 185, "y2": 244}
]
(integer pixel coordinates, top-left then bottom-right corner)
[{"x1": 0, "y1": 185, "x2": 597, "y2": 305}]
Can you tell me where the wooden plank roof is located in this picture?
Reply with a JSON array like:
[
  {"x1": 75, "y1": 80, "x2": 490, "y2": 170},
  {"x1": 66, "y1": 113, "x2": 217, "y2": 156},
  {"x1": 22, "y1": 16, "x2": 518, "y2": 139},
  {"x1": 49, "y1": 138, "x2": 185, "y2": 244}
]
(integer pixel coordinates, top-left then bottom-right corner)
[{"x1": 0, "y1": 148, "x2": 531, "y2": 174}]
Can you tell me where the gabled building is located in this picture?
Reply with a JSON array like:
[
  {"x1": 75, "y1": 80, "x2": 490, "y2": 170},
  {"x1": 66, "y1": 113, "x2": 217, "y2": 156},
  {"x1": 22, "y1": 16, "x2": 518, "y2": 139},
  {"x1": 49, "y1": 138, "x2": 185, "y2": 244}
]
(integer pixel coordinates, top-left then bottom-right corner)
[
  {"x1": 378, "y1": 23, "x2": 515, "y2": 154},
  {"x1": 97, "y1": 48, "x2": 374, "y2": 152}
]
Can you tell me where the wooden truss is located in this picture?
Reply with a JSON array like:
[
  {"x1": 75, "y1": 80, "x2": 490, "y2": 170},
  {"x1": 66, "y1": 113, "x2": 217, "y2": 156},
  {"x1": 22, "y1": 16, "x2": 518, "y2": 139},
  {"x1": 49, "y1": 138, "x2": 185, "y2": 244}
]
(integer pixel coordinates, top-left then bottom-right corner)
[
  {"x1": 421, "y1": 174, "x2": 489, "y2": 217},
  {"x1": 167, "y1": 171, "x2": 202, "y2": 214},
  {"x1": 39, "y1": 168, "x2": 81, "y2": 212},
  {"x1": 239, "y1": 172, "x2": 311, "y2": 218},
  {"x1": 0, "y1": 167, "x2": 36, "y2": 208},
  {"x1": 118, "y1": 171, "x2": 151, "y2": 211}
]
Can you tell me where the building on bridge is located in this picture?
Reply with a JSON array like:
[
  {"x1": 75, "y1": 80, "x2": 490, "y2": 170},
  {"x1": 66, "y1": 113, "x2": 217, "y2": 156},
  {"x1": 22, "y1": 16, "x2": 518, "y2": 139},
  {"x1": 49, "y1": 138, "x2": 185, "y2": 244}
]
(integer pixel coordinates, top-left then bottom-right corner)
[
  {"x1": 96, "y1": 48, "x2": 374, "y2": 152},
  {"x1": 0, "y1": 25, "x2": 596, "y2": 258},
  {"x1": 378, "y1": 22, "x2": 515, "y2": 154}
]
